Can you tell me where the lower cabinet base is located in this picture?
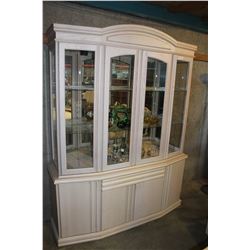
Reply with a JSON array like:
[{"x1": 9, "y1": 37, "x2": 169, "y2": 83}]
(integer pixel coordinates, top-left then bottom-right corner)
[
  {"x1": 48, "y1": 154, "x2": 187, "y2": 247},
  {"x1": 53, "y1": 200, "x2": 181, "y2": 247}
]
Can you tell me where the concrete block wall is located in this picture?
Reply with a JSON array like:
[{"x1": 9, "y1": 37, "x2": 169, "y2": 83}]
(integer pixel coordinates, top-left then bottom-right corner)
[{"x1": 43, "y1": 1, "x2": 208, "y2": 220}]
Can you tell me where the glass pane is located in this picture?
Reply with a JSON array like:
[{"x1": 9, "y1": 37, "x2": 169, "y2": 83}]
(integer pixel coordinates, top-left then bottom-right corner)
[
  {"x1": 169, "y1": 61, "x2": 189, "y2": 153},
  {"x1": 65, "y1": 50, "x2": 95, "y2": 169},
  {"x1": 50, "y1": 50, "x2": 58, "y2": 164},
  {"x1": 81, "y1": 56, "x2": 94, "y2": 85},
  {"x1": 141, "y1": 58, "x2": 167, "y2": 159},
  {"x1": 107, "y1": 55, "x2": 134, "y2": 165},
  {"x1": 65, "y1": 55, "x2": 72, "y2": 86}
]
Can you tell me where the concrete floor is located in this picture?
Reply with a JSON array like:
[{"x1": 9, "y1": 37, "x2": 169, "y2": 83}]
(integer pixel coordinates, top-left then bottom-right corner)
[{"x1": 43, "y1": 180, "x2": 208, "y2": 250}]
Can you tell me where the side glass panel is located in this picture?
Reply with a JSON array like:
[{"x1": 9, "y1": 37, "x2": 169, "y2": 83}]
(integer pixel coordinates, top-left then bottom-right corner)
[
  {"x1": 65, "y1": 50, "x2": 95, "y2": 169},
  {"x1": 141, "y1": 58, "x2": 167, "y2": 159},
  {"x1": 169, "y1": 61, "x2": 189, "y2": 153},
  {"x1": 50, "y1": 50, "x2": 58, "y2": 164},
  {"x1": 107, "y1": 55, "x2": 134, "y2": 165}
]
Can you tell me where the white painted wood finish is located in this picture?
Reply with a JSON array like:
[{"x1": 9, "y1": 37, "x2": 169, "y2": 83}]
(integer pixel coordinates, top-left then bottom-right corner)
[
  {"x1": 103, "y1": 47, "x2": 139, "y2": 170},
  {"x1": 134, "y1": 177, "x2": 165, "y2": 220},
  {"x1": 50, "y1": 159, "x2": 185, "y2": 246},
  {"x1": 167, "y1": 56, "x2": 194, "y2": 156},
  {"x1": 47, "y1": 24, "x2": 196, "y2": 246},
  {"x1": 58, "y1": 182, "x2": 92, "y2": 237},
  {"x1": 166, "y1": 160, "x2": 185, "y2": 208},
  {"x1": 136, "y1": 52, "x2": 172, "y2": 164},
  {"x1": 58, "y1": 43, "x2": 100, "y2": 175},
  {"x1": 102, "y1": 186, "x2": 129, "y2": 230}
]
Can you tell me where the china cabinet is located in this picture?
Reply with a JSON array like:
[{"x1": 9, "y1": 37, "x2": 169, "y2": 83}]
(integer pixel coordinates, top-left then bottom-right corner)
[{"x1": 47, "y1": 23, "x2": 196, "y2": 246}]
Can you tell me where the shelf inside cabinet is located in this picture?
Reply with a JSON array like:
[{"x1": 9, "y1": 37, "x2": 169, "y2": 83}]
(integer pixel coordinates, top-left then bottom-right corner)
[
  {"x1": 171, "y1": 122, "x2": 184, "y2": 125},
  {"x1": 65, "y1": 85, "x2": 94, "y2": 91},
  {"x1": 168, "y1": 144, "x2": 180, "y2": 153},
  {"x1": 143, "y1": 123, "x2": 161, "y2": 129},
  {"x1": 66, "y1": 118, "x2": 93, "y2": 132},
  {"x1": 109, "y1": 126, "x2": 130, "y2": 133},
  {"x1": 174, "y1": 88, "x2": 187, "y2": 92},
  {"x1": 110, "y1": 86, "x2": 132, "y2": 91},
  {"x1": 146, "y1": 87, "x2": 165, "y2": 91}
]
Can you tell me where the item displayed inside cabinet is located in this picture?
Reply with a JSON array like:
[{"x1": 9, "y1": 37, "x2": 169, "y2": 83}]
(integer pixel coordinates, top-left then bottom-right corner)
[
  {"x1": 141, "y1": 58, "x2": 167, "y2": 159},
  {"x1": 109, "y1": 102, "x2": 130, "y2": 129},
  {"x1": 107, "y1": 55, "x2": 134, "y2": 165},
  {"x1": 64, "y1": 49, "x2": 95, "y2": 169},
  {"x1": 142, "y1": 140, "x2": 159, "y2": 158},
  {"x1": 169, "y1": 61, "x2": 189, "y2": 153},
  {"x1": 108, "y1": 137, "x2": 129, "y2": 164},
  {"x1": 144, "y1": 107, "x2": 160, "y2": 127}
]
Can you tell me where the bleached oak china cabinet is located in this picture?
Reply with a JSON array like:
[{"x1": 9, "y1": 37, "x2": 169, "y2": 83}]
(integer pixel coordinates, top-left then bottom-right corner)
[{"x1": 47, "y1": 23, "x2": 197, "y2": 246}]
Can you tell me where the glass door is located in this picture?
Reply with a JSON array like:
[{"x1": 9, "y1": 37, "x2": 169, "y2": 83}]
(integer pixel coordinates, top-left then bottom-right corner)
[
  {"x1": 137, "y1": 51, "x2": 172, "y2": 163},
  {"x1": 58, "y1": 43, "x2": 98, "y2": 175},
  {"x1": 64, "y1": 49, "x2": 95, "y2": 170},
  {"x1": 168, "y1": 56, "x2": 193, "y2": 154},
  {"x1": 103, "y1": 47, "x2": 138, "y2": 170}
]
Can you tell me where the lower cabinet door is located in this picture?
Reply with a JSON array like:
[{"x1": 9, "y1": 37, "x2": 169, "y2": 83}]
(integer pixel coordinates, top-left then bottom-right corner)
[
  {"x1": 58, "y1": 181, "x2": 98, "y2": 238},
  {"x1": 134, "y1": 177, "x2": 164, "y2": 220},
  {"x1": 102, "y1": 185, "x2": 134, "y2": 230}
]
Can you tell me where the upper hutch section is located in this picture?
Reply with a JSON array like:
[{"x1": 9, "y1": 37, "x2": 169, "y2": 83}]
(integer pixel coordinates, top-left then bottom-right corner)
[
  {"x1": 47, "y1": 24, "x2": 197, "y2": 57},
  {"x1": 47, "y1": 24, "x2": 197, "y2": 176}
]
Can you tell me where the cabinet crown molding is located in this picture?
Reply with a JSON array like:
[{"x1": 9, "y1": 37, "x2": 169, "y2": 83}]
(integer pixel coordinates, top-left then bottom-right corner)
[{"x1": 47, "y1": 24, "x2": 197, "y2": 55}]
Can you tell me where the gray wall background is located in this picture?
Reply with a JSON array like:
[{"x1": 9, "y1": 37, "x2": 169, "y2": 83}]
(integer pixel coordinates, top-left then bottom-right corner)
[{"x1": 43, "y1": 2, "x2": 208, "y2": 221}]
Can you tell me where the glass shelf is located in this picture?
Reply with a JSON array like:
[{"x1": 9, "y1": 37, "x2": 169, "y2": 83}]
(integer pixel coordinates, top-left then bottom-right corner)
[
  {"x1": 143, "y1": 123, "x2": 161, "y2": 129},
  {"x1": 175, "y1": 88, "x2": 187, "y2": 92},
  {"x1": 168, "y1": 144, "x2": 179, "y2": 153},
  {"x1": 65, "y1": 85, "x2": 94, "y2": 91},
  {"x1": 171, "y1": 122, "x2": 184, "y2": 125},
  {"x1": 110, "y1": 86, "x2": 132, "y2": 91},
  {"x1": 145, "y1": 87, "x2": 165, "y2": 92},
  {"x1": 109, "y1": 126, "x2": 130, "y2": 133}
]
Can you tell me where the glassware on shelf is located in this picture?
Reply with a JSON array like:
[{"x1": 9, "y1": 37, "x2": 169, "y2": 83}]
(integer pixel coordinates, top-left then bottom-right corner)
[{"x1": 107, "y1": 137, "x2": 129, "y2": 164}]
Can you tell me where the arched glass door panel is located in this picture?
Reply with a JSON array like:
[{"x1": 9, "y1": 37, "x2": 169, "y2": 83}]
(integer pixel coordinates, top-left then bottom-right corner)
[
  {"x1": 141, "y1": 58, "x2": 167, "y2": 159},
  {"x1": 107, "y1": 55, "x2": 135, "y2": 165}
]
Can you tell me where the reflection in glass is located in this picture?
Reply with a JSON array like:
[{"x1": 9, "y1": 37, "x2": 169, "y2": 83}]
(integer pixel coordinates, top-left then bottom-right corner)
[
  {"x1": 65, "y1": 50, "x2": 95, "y2": 169},
  {"x1": 141, "y1": 58, "x2": 167, "y2": 159},
  {"x1": 169, "y1": 61, "x2": 189, "y2": 153},
  {"x1": 107, "y1": 55, "x2": 134, "y2": 165}
]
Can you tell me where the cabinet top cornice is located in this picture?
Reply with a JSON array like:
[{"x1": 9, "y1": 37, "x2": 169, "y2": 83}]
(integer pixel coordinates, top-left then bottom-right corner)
[{"x1": 47, "y1": 23, "x2": 197, "y2": 54}]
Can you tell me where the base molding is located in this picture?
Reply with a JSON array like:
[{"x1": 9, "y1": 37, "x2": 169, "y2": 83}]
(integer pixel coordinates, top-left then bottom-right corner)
[{"x1": 55, "y1": 200, "x2": 181, "y2": 247}]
